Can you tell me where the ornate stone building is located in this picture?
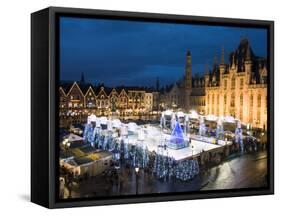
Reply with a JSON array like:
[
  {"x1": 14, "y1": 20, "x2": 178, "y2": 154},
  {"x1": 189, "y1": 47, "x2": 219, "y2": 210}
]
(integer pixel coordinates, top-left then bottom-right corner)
[
  {"x1": 205, "y1": 38, "x2": 267, "y2": 129},
  {"x1": 161, "y1": 38, "x2": 267, "y2": 130}
]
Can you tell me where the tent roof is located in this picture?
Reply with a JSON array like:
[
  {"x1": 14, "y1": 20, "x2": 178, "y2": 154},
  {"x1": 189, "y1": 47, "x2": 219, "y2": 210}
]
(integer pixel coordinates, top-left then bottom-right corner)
[{"x1": 66, "y1": 133, "x2": 84, "y2": 142}]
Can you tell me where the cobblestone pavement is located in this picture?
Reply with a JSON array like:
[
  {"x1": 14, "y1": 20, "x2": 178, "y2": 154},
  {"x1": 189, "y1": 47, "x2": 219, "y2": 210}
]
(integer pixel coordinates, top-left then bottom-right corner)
[{"x1": 64, "y1": 151, "x2": 267, "y2": 199}]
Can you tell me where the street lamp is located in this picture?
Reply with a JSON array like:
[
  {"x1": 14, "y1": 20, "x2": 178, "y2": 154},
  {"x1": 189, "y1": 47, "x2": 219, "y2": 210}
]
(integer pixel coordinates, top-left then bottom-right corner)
[{"x1": 135, "y1": 167, "x2": 139, "y2": 195}]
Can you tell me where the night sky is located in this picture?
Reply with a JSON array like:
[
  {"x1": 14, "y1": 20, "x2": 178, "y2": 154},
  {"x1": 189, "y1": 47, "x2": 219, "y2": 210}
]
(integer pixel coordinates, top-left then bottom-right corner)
[{"x1": 60, "y1": 16, "x2": 267, "y2": 88}]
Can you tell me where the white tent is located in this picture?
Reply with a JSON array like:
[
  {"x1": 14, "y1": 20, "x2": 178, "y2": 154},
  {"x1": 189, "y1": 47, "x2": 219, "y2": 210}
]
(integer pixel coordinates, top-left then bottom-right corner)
[
  {"x1": 112, "y1": 119, "x2": 122, "y2": 128},
  {"x1": 65, "y1": 133, "x2": 84, "y2": 142},
  {"x1": 100, "y1": 116, "x2": 108, "y2": 125},
  {"x1": 87, "y1": 114, "x2": 96, "y2": 124},
  {"x1": 128, "y1": 122, "x2": 138, "y2": 132},
  {"x1": 205, "y1": 114, "x2": 218, "y2": 122},
  {"x1": 176, "y1": 111, "x2": 185, "y2": 118}
]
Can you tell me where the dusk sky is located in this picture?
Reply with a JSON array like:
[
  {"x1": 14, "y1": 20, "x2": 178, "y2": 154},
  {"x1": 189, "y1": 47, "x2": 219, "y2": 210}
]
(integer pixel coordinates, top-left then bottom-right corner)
[{"x1": 59, "y1": 16, "x2": 267, "y2": 88}]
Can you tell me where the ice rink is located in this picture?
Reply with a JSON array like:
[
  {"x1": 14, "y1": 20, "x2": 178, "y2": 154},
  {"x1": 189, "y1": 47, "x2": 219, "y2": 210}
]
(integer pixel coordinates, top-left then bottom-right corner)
[{"x1": 127, "y1": 125, "x2": 223, "y2": 161}]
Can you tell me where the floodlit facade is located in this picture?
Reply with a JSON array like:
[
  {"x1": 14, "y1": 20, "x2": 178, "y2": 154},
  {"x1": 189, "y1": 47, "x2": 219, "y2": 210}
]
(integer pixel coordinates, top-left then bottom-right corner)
[
  {"x1": 161, "y1": 38, "x2": 267, "y2": 129},
  {"x1": 204, "y1": 38, "x2": 267, "y2": 129}
]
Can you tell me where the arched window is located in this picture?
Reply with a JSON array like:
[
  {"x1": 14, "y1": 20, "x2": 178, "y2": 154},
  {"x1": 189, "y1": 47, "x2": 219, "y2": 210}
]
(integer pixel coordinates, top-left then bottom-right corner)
[
  {"x1": 230, "y1": 93, "x2": 235, "y2": 107},
  {"x1": 258, "y1": 94, "x2": 261, "y2": 107},
  {"x1": 240, "y1": 78, "x2": 244, "y2": 89},
  {"x1": 250, "y1": 94, "x2": 254, "y2": 107},
  {"x1": 231, "y1": 76, "x2": 236, "y2": 89}
]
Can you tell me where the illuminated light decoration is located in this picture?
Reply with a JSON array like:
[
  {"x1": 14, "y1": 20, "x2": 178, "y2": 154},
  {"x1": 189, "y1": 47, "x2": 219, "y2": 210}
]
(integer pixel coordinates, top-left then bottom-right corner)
[
  {"x1": 184, "y1": 114, "x2": 190, "y2": 135},
  {"x1": 163, "y1": 110, "x2": 173, "y2": 116},
  {"x1": 87, "y1": 114, "x2": 96, "y2": 124},
  {"x1": 83, "y1": 123, "x2": 94, "y2": 145},
  {"x1": 112, "y1": 119, "x2": 122, "y2": 128},
  {"x1": 160, "y1": 113, "x2": 166, "y2": 128},
  {"x1": 171, "y1": 113, "x2": 176, "y2": 130},
  {"x1": 176, "y1": 111, "x2": 185, "y2": 118},
  {"x1": 120, "y1": 124, "x2": 128, "y2": 137},
  {"x1": 153, "y1": 143, "x2": 170, "y2": 179},
  {"x1": 174, "y1": 160, "x2": 200, "y2": 181},
  {"x1": 216, "y1": 117, "x2": 224, "y2": 140},
  {"x1": 199, "y1": 116, "x2": 206, "y2": 137},
  {"x1": 205, "y1": 114, "x2": 217, "y2": 122},
  {"x1": 235, "y1": 120, "x2": 244, "y2": 153},
  {"x1": 189, "y1": 110, "x2": 199, "y2": 119},
  {"x1": 95, "y1": 117, "x2": 101, "y2": 128},
  {"x1": 107, "y1": 120, "x2": 113, "y2": 131},
  {"x1": 153, "y1": 150, "x2": 199, "y2": 181},
  {"x1": 128, "y1": 122, "x2": 138, "y2": 133},
  {"x1": 100, "y1": 116, "x2": 107, "y2": 125},
  {"x1": 224, "y1": 115, "x2": 235, "y2": 123},
  {"x1": 138, "y1": 127, "x2": 145, "y2": 141},
  {"x1": 168, "y1": 121, "x2": 187, "y2": 149}
]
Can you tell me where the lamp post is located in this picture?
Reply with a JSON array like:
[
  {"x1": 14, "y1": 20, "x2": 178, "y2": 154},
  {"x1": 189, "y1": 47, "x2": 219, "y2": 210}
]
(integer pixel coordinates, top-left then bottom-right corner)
[{"x1": 135, "y1": 167, "x2": 139, "y2": 195}]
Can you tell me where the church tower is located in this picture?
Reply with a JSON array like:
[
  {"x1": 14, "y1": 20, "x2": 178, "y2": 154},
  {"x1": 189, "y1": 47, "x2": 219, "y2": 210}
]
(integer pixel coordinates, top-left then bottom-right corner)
[
  {"x1": 184, "y1": 50, "x2": 192, "y2": 112},
  {"x1": 205, "y1": 64, "x2": 210, "y2": 86},
  {"x1": 185, "y1": 50, "x2": 192, "y2": 89},
  {"x1": 219, "y1": 46, "x2": 226, "y2": 74},
  {"x1": 245, "y1": 43, "x2": 253, "y2": 84},
  {"x1": 80, "y1": 72, "x2": 85, "y2": 84}
]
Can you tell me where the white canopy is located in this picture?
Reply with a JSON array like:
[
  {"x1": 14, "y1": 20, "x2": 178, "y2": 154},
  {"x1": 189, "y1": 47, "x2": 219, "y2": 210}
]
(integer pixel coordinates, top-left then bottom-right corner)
[
  {"x1": 87, "y1": 114, "x2": 96, "y2": 124},
  {"x1": 65, "y1": 133, "x2": 84, "y2": 142},
  {"x1": 100, "y1": 116, "x2": 108, "y2": 125},
  {"x1": 205, "y1": 114, "x2": 218, "y2": 122},
  {"x1": 176, "y1": 111, "x2": 185, "y2": 118},
  {"x1": 112, "y1": 119, "x2": 122, "y2": 128},
  {"x1": 128, "y1": 122, "x2": 138, "y2": 132},
  {"x1": 224, "y1": 116, "x2": 236, "y2": 123}
]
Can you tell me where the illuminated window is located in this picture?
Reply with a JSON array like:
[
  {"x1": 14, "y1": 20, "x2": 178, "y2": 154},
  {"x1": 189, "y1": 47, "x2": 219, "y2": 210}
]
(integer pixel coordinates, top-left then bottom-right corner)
[
  {"x1": 240, "y1": 94, "x2": 243, "y2": 106},
  {"x1": 224, "y1": 80, "x2": 227, "y2": 90},
  {"x1": 230, "y1": 93, "x2": 235, "y2": 107},
  {"x1": 249, "y1": 94, "x2": 253, "y2": 122},
  {"x1": 258, "y1": 94, "x2": 261, "y2": 107},
  {"x1": 250, "y1": 94, "x2": 254, "y2": 107},
  {"x1": 240, "y1": 78, "x2": 244, "y2": 89},
  {"x1": 216, "y1": 95, "x2": 219, "y2": 115},
  {"x1": 231, "y1": 77, "x2": 235, "y2": 89},
  {"x1": 257, "y1": 110, "x2": 261, "y2": 124}
]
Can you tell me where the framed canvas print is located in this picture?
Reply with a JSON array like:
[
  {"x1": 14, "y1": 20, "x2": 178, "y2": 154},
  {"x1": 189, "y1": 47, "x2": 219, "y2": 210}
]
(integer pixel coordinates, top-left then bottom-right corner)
[{"x1": 31, "y1": 6, "x2": 274, "y2": 208}]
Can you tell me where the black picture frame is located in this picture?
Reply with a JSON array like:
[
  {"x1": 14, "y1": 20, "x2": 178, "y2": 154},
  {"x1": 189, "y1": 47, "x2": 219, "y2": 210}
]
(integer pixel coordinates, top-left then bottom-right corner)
[{"x1": 31, "y1": 6, "x2": 274, "y2": 208}]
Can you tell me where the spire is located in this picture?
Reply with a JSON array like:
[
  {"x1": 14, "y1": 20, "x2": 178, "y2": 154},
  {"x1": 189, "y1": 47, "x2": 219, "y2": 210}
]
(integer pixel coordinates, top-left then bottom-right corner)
[
  {"x1": 156, "y1": 77, "x2": 160, "y2": 91},
  {"x1": 246, "y1": 43, "x2": 252, "y2": 61},
  {"x1": 214, "y1": 54, "x2": 218, "y2": 66},
  {"x1": 80, "y1": 72, "x2": 85, "y2": 84},
  {"x1": 205, "y1": 64, "x2": 209, "y2": 75},
  {"x1": 221, "y1": 46, "x2": 225, "y2": 64},
  {"x1": 232, "y1": 53, "x2": 235, "y2": 67},
  {"x1": 185, "y1": 50, "x2": 192, "y2": 88}
]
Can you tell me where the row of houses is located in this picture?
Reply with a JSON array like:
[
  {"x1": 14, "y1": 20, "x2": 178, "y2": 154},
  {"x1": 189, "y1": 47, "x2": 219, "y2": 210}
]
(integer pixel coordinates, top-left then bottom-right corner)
[{"x1": 59, "y1": 82, "x2": 159, "y2": 115}]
